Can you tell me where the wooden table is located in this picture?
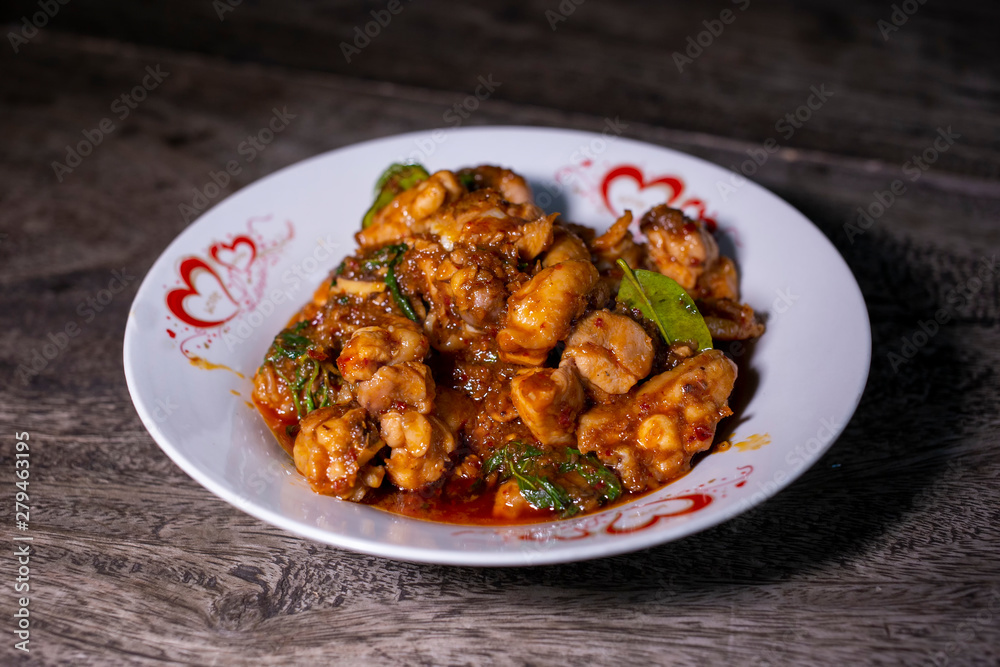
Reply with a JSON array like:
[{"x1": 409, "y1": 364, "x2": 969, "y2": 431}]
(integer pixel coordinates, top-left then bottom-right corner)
[{"x1": 2, "y1": 1, "x2": 998, "y2": 663}]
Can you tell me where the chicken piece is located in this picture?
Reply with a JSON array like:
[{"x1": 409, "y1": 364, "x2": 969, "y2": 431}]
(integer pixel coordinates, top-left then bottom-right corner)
[
  {"x1": 591, "y1": 211, "x2": 644, "y2": 272},
  {"x1": 485, "y1": 383, "x2": 520, "y2": 424},
  {"x1": 251, "y1": 362, "x2": 296, "y2": 420},
  {"x1": 695, "y1": 256, "x2": 739, "y2": 301},
  {"x1": 433, "y1": 386, "x2": 478, "y2": 436},
  {"x1": 452, "y1": 209, "x2": 552, "y2": 262},
  {"x1": 332, "y1": 278, "x2": 386, "y2": 298},
  {"x1": 456, "y1": 211, "x2": 524, "y2": 248},
  {"x1": 355, "y1": 361, "x2": 435, "y2": 415},
  {"x1": 506, "y1": 200, "x2": 547, "y2": 224},
  {"x1": 380, "y1": 411, "x2": 456, "y2": 490},
  {"x1": 515, "y1": 214, "x2": 555, "y2": 261},
  {"x1": 497, "y1": 259, "x2": 600, "y2": 365},
  {"x1": 577, "y1": 349, "x2": 737, "y2": 492},
  {"x1": 292, "y1": 406, "x2": 385, "y2": 500},
  {"x1": 640, "y1": 205, "x2": 719, "y2": 291},
  {"x1": 403, "y1": 242, "x2": 473, "y2": 351},
  {"x1": 336, "y1": 323, "x2": 429, "y2": 383},
  {"x1": 356, "y1": 170, "x2": 464, "y2": 249},
  {"x1": 492, "y1": 479, "x2": 536, "y2": 520},
  {"x1": 423, "y1": 186, "x2": 548, "y2": 252},
  {"x1": 561, "y1": 310, "x2": 654, "y2": 394},
  {"x1": 633, "y1": 349, "x2": 736, "y2": 443},
  {"x1": 510, "y1": 366, "x2": 585, "y2": 446},
  {"x1": 446, "y1": 454, "x2": 484, "y2": 498},
  {"x1": 697, "y1": 297, "x2": 766, "y2": 340},
  {"x1": 457, "y1": 165, "x2": 534, "y2": 204},
  {"x1": 449, "y1": 265, "x2": 509, "y2": 328},
  {"x1": 423, "y1": 311, "x2": 484, "y2": 352},
  {"x1": 543, "y1": 225, "x2": 591, "y2": 267}
]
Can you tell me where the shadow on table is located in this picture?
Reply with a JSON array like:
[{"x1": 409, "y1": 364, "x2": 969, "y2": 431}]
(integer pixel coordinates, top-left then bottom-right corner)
[{"x1": 460, "y1": 209, "x2": 989, "y2": 599}]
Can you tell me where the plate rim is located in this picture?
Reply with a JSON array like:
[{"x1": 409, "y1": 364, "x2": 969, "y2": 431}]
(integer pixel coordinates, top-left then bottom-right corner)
[{"x1": 123, "y1": 124, "x2": 872, "y2": 566}]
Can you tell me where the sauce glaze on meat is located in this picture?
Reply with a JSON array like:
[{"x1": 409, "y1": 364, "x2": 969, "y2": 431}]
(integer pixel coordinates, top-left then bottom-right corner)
[{"x1": 251, "y1": 165, "x2": 764, "y2": 523}]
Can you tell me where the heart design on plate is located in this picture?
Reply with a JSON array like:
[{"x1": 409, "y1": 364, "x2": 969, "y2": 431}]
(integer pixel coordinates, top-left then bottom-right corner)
[
  {"x1": 210, "y1": 235, "x2": 257, "y2": 271},
  {"x1": 166, "y1": 257, "x2": 240, "y2": 329},
  {"x1": 677, "y1": 197, "x2": 717, "y2": 232},
  {"x1": 601, "y1": 165, "x2": 685, "y2": 217},
  {"x1": 603, "y1": 493, "x2": 713, "y2": 534}
]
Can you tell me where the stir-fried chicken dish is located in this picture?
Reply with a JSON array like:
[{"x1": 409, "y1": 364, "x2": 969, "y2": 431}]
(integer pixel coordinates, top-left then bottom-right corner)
[{"x1": 251, "y1": 164, "x2": 764, "y2": 523}]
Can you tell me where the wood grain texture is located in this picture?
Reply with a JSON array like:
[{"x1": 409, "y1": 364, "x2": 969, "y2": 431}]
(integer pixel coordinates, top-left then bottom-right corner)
[
  {"x1": 1, "y1": 6, "x2": 999, "y2": 665},
  {"x1": 6, "y1": 0, "x2": 999, "y2": 180}
]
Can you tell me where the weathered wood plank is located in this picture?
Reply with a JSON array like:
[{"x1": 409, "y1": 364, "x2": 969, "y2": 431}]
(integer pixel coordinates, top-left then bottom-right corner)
[
  {"x1": 8, "y1": 0, "x2": 998, "y2": 180},
  {"x1": 0, "y1": 22, "x2": 998, "y2": 667},
  {"x1": 1, "y1": 32, "x2": 997, "y2": 294}
]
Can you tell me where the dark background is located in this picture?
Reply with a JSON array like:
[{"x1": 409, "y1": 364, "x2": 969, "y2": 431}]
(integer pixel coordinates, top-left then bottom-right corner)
[{"x1": 1, "y1": 1, "x2": 998, "y2": 664}]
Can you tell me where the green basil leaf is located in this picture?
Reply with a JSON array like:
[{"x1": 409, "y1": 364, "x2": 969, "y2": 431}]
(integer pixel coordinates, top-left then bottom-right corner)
[
  {"x1": 264, "y1": 322, "x2": 336, "y2": 418},
  {"x1": 384, "y1": 245, "x2": 420, "y2": 323},
  {"x1": 616, "y1": 258, "x2": 713, "y2": 351},
  {"x1": 485, "y1": 441, "x2": 573, "y2": 514},
  {"x1": 266, "y1": 325, "x2": 313, "y2": 363},
  {"x1": 361, "y1": 163, "x2": 430, "y2": 229},
  {"x1": 279, "y1": 333, "x2": 312, "y2": 348},
  {"x1": 482, "y1": 449, "x2": 505, "y2": 476},
  {"x1": 518, "y1": 478, "x2": 576, "y2": 515},
  {"x1": 564, "y1": 449, "x2": 622, "y2": 504},
  {"x1": 488, "y1": 442, "x2": 620, "y2": 517},
  {"x1": 457, "y1": 171, "x2": 477, "y2": 190},
  {"x1": 361, "y1": 243, "x2": 409, "y2": 271}
]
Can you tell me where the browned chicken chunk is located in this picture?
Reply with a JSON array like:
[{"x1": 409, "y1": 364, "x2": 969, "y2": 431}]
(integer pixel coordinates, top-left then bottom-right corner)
[
  {"x1": 641, "y1": 205, "x2": 719, "y2": 291},
  {"x1": 510, "y1": 365, "x2": 585, "y2": 445},
  {"x1": 497, "y1": 259, "x2": 599, "y2": 365},
  {"x1": 577, "y1": 349, "x2": 737, "y2": 492},
  {"x1": 293, "y1": 406, "x2": 385, "y2": 501},
  {"x1": 252, "y1": 163, "x2": 760, "y2": 525},
  {"x1": 380, "y1": 411, "x2": 456, "y2": 490},
  {"x1": 561, "y1": 310, "x2": 654, "y2": 395}
]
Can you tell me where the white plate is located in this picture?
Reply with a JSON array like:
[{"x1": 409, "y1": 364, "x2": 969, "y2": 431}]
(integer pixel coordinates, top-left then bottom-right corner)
[{"x1": 124, "y1": 126, "x2": 870, "y2": 566}]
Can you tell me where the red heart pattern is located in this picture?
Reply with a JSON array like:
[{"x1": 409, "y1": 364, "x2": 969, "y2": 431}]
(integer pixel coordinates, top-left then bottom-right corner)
[
  {"x1": 452, "y1": 465, "x2": 752, "y2": 542},
  {"x1": 166, "y1": 257, "x2": 240, "y2": 329},
  {"x1": 603, "y1": 493, "x2": 712, "y2": 534},
  {"x1": 601, "y1": 165, "x2": 684, "y2": 217},
  {"x1": 210, "y1": 235, "x2": 257, "y2": 271}
]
